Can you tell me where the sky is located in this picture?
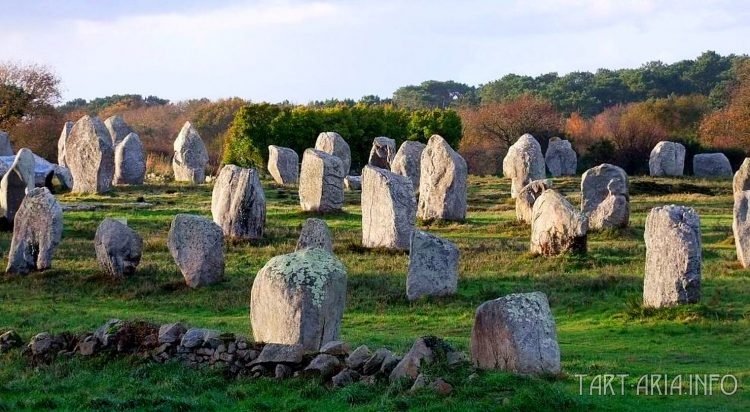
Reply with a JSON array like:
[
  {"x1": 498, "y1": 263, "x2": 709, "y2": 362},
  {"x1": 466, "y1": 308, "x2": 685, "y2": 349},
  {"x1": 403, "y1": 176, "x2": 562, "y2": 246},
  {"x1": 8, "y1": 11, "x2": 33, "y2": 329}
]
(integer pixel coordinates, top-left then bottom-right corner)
[{"x1": 1, "y1": 0, "x2": 748, "y2": 104}]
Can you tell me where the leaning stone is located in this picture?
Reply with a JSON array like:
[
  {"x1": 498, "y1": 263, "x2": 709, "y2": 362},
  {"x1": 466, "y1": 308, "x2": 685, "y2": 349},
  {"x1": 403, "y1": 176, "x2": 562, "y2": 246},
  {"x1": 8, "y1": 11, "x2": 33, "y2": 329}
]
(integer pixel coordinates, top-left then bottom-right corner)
[
  {"x1": 250, "y1": 248, "x2": 347, "y2": 351},
  {"x1": 267, "y1": 145, "x2": 299, "y2": 185},
  {"x1": 361, "y1": 165, "x2": 416, "y2": 250},
  {"x1": 299, "y1": 149, "x2": 345, "y2": 212},
  {"x1": 643, "y1": 205, "x2": 702, "y2": 308},
  {"x1": 320, "y1": 340, "x2": 350, "y2": 356},
  {"x1": 693, "y1": 153, "x2": 732, "y2": 178},
  {"x1": 470, "y1": 292, "x2": 560, "y2": 374},
  {"x1": 515, "y1": 179, "x2": 552, "y2": 224},
  {"x1": 388, "y1": 337, "x2": 435, "y2": 382},
  {"x1": 581, "y1": 163, "x2": 629, "y2": 230},
  {"x1": 211, "y1": 165, "x2": 266, "y2": 240},
  {"x1": 649, "y1": 141, "x2": 686, "y2": 177},
  {"x1": 332, "y1": 368, "x2": 360, "y2": 387},
  {"x1": 113, "y1": 132, "x2": 146, "y2": 185},
  {"x1": 315, "y1": 132, "x2": 351, "y2": 175},
  {"x1": 503, "y1": 133, "x2": 545, "y2": 198},
  {"x1": 733, "y1": 158, "x2": 750, "y2": 194},
  {"x1": 172, "y1": 121, "x2": 209, "y2": 184},
  {"x1": 303, "y1": 353, "x2": 341, "y2": 380},
  {"x1": 295, "y1": 218, "x2": 333, "y2": 252},
  {"x1": 346, "y1": 345, "x2": 371, "y2": 370},
  {"x1": 0, "y1": 130, "x2": 14, "y2": 156},
  {"x1": 544, "y1": 137, "x2": 576, "y2": 176},
  {"x1": 530, "y1": 189, "x2": 588, "y2": 256},
  {"x1": 104, "y1": 114, "x2": 134, "y2": 146},
  {"x1": 344, "y1": 175, "x2": 361, "y2": 191},
  {"x1": 368, "y1": 136, "x2": 396, "y2": 169},
  {"x1": 5, "y1": 188, "x2": 63, "y2": 274},
  {"x1": 94, "y1": 218, "x2": 143, "y2": 278},
  {"x1": 734, "y1": 191, "x2": 750, "y2": 268},
  {"x1": 406, "y1": 230, "x2": 459, "y2": 301},
  {"x1": 57, "y1": 121, "x2": 74, "y2": 166},
  {"x1": 167, "y1": 214, "x2": 225, "y2": 288},
  {"x1": 159, "y1": 323, "x2": 187, "y2": 345},
  {"x1": 391, "y1": 141, "x2": 426, "y2": 194},
  {"x1": 418, "y1": 135, "x2": 467, "y2": 221},
  {"x1": 0, "y1": 148, "x2": 35, "y2": 228},
  {"x1": 66, "y1": 115, "x2": 114, "y2": 193},
  {"x1": 251, "y1": 343, "x2": 306, "y2": 365}
]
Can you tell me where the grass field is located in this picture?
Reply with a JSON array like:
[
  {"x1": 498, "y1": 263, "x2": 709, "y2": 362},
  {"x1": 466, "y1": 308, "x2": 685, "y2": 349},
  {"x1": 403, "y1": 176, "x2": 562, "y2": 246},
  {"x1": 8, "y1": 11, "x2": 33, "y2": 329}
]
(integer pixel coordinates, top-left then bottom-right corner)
[{"x1": 0, "y1": 175, "x2": 748, "y2": 411}]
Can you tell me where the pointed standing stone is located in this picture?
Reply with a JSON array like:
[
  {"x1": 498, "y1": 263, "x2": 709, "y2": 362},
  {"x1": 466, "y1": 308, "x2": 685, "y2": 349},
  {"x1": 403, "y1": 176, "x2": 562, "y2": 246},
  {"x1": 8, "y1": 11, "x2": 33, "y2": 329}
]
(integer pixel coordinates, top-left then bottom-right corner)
[
  {"x1": 361, "y1": 165, "x2": 415, "y2": 250},
  {"x1": 172, "y1": 121, "x2": 209, "y2": 184},
  {"x1": 6, "y1": 188, "x2": 63, "y2": 274},
  {"x1": 417, "y1": 135, "x2": 467, "y2": 221},
  {"x1": 211, "y1": 164, "x2": 266, "y2": 240},
  {"x1": 104, "y1": 115, "x2": 134, "y2": 147},
  {"x1": 0, "y1": 148, "x2": 35, "y2": 228},
  {"x1": 296, "y1": 218, "x2": 333, "y2": 252},
  {"x1": 391, "y1": 141, "x2": 426, "y2": 195},
  {"x1": 113, "y1": 132, "x2": 146, "y2": 185},
  {"x1": 544, "y1": 137, "x2": 576, "y2": 176},
  {"x1": 57, "y1": 121, "x2": 73, "y2": 167},
  {"x1": 65, "y1": 115, "x2": 115, "y2": 194}
]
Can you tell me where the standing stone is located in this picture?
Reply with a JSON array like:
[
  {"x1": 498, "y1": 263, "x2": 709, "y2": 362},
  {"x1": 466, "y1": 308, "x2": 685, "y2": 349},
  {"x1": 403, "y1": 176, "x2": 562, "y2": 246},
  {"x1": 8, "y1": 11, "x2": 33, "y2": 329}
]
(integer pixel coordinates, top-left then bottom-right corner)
[
  {"x1": 250, "y1": 248, "x2": 347, "y2": 351},
  {"x1": 0, "y1": 131, "x2": 13, "y2": 156},
  {"x1": 417, "y1": 135, "x2": 467, "y2": 221},
  {"x1": 94, "y1": 218, "x2": 143, "y2": 278},
  {"x1": 581, "y1": 163, "x2": 629, "y2": 230},
  {"x1": 0, "y1": 148, "x2": 35, "y2": 228},
  {"x1": 649, "y1": 141, "x2": 686, "y2": 177},
  {"x1": 643, "y1": 205, "x2": 701, "y2": 308},
  {"x1": 693, "y1": 153, "x2": 732, "y2": 178},
  {"x1": 66, "y1": 115, "x2": 114, "y2": 193},
  {"x1": 6, "y1": 188, "x2": 62, "y2": 275},
  {"x1": 368, "y1": 136, "x2": 396, "y2": 169},
  {"x1": 343, "y1": 175, "x2": 361, "y2": 191},
  {"x1": 406, "y1": 230, "x2": 459, "y2": 301},
  {"x1": 211, "y1": 164, "x2": 266, "y2": 240},
  {"x1": 267, "y1": 145, "x2": 299, "y2": 185},
  {"x1": 315, "y1": 132, "x2": 351, "y2": 175},
  {"x1": 391, "y1": 141, "x2": 426, "y2": 195},
  {"x1": 515, "y1": 179, "x2": 552, "y2": 224},
  {"x1": 733, "y1": 191, "x2": 750, "y2": 268},
  {"x1": 296, "y1": 218, "x2": 333, "y2": 252},
  {"x1": 104, "y1": 115, "x2": 134, "y2": 147},
  {"x1": 361, "y1": 165, "x2": 416, "y2": 250},
  {"x1": 544, "y1": 137, "x2": 576, "y2": 176},
  {"x1": 167, "y1": 214, "x2": 225, "y2": 288},
  {"x1": 113, "y1": 132, "x2": 146, "y2": 185},
  {"x1": 299, "y1": 149, "x2": 344, "y2": 212},
  {"x1": 470, "y1": 292, "x2": 560, "y2": 374},
  {"x1": 57, "y1": 121, "x2": 73, "y2": 167},
  {"x1": 732, "y1": 158, "x2": 750, "y2": 194},
  {"x1": 530, "y1": 189, "x2": 588, "y2": 256},
  {"x1": 502, "y1": 134, "x2": 545, "y2": 198},
  {"x1": 172, "y1": 121, "x2": 209, "y2": 184}
]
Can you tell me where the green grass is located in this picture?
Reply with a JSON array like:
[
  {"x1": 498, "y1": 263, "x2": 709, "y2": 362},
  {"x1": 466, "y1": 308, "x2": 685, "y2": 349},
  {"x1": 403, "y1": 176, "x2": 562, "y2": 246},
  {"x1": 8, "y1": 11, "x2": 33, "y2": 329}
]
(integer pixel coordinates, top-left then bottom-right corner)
[{"x1": 0, "y1": 175, "x2": 748, "y2": 411}]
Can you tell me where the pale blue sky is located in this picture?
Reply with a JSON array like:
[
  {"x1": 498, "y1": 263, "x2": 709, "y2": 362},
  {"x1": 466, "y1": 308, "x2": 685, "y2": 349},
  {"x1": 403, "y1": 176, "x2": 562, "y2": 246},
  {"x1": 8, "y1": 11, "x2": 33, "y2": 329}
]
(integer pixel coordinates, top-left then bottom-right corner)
[{"x1": 1, "y1": 0, "x2": 748, "y2": 103}]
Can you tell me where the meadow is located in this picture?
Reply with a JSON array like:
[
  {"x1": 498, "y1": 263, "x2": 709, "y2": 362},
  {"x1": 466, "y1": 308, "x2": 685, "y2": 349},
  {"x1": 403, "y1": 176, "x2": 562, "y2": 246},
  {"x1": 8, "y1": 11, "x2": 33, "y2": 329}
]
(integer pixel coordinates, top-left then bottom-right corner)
[{"x1": 0, "y1": 175, "x2": 748, "y2": 411}]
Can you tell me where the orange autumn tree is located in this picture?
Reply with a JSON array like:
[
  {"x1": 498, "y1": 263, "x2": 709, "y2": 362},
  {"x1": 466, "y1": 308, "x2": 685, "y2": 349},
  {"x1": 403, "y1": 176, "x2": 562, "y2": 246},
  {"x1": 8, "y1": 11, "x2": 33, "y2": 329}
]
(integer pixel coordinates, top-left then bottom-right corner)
[{"x1": 700, "y1": 59, "x2": 750, "y2": 150}]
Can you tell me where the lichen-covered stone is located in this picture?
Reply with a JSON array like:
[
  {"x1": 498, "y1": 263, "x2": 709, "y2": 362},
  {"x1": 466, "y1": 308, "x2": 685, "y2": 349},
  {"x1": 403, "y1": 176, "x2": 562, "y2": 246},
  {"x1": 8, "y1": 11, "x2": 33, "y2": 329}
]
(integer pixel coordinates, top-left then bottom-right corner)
[
  {"x1": 649, "y1": 141, "x2": 685, "y2": 177},
  {"x1": 693, "y1": 153, "x2": 732, "y2": 178},
  {"x1": 94, "y1": 218, "x2": 143, "y2": 278},
  {"x1": 406, "y1": 230, "x2": 459, "y2": 301},
  {"x1": 113, "y1": 132, "x2": 146, "y2": 185},
  {"x1": 314, "y1": 132, "x2": 351, "y2": 175},
  {"x1": 172, "y1": 121, "x2": 209, "y2": 184},
  {"x1": 503, "y1": 134, "x2": 545, "y2": 198},
  {"x1": 5, "y1": 188, "x2": 62, "y2": 274},
  {"x1": 299, "y1": 149, "x2": 344, "y2": 212},
  {"x1": 361, "y1": 165, "x2": 415, "y2": 250},
  {"x1": 57, "y1": 122, "x2": 73, "y2": 167},
  {"x1": 530, "y1": 189, "x2": 587, "y2": 256},
  {"x1": 581, "y1": 163, "x2": 629, "y2": 230},
  {"x1": 167, "y1": 214, "x2": 225, "y2": 288},
  {"x1": 104, "y1": 114, "x2": 134, "y2": 147},
  {"x1": 515, "y1": 179, "x2": 552, "y2": 224},
  {"x1": 391, "y1": 140, "x2": 425, "y2": 194},
  {"x1": 0, "y1": 148, "x2": 35, "y2": 228},
  {"x1": 544, "y1": 137, "x2": 576, "y2": 176},
  {"x1": 417, "y1": 135, "x2": 467, "y2": 221},
  {"x1": 267, "y1": 145, "x2": 299, "y2": 185},
  {"x1": 211, "y1": 165, "x2": 266, "y2": 240},
  {"x1": 643, "y1": 205, "x2": 701, "y2": 308},
  {"x1": 250, "y1": 248, "x2": 346, "y2": 351},
  {"x1": 66, "y1": 115, "x2": 114, "y2": 193},
  {"x1": 295, "y1": 218, "x2": 333, "y2": 252},
  {"x1": 470, "y1": 292, "x2": 560, "y2": 374},
  {"x1": 368, "y1": 136, "x2": 396, "y2": 169}
]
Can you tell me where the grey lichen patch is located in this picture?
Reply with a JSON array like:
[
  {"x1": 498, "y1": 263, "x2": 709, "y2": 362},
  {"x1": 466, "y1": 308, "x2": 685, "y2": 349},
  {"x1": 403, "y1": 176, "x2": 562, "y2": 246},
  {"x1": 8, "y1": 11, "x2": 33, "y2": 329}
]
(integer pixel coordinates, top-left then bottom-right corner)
[
  {"x1": 264, "y1": 248, "x2": 345, "y2": 308},
  {"x1": 497, "y1": 292, "x2": 548, "y2": 321}
]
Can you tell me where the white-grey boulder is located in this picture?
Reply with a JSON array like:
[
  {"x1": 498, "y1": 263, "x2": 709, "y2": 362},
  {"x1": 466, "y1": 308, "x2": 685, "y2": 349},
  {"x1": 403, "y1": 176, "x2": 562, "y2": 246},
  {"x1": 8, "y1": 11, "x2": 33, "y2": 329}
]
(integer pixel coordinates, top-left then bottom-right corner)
[
  {"x1": 0, "y1": 148, "x2": 35, "y2": 228},
  {"x1": 643, "y1": 205, "x2": 701, "y2": 308},
  {"x1": 502, "y1": 134, "x2": 545, "y2": 198},
  {"x1": 66, "y1": 115, "x2": 114, "y2": 193},
  {"x1": 544, "y1": 137, "x2": 576, "y2": 176},
  {"x1": 5, "y1": 188, "x2": 62, "y2": 275},
  {"x1": 344, "y1": 175, "x2": 361, "y2": 191},
  {"x1": 530, "y1": 189, "x2": 588, "y2": 256},
  {"x1": 172, "y1": 121, "x2": 209, "y2": 184},
  {"x1": 104, "y1": 115, "x2": 134, "y2": 147},
  {"x1": 299, "y1": 149, "x2": 344, "y2": 212},
  {"x1": 57, "y1": 121, "x2": 73, "y2": 167},
  {"x1": 406, "y1": 230, "x2": 459, "y2": 301},
  {"x1": 515, "y1": 179, "x2": 552, "y2": 224},
  {"x1": 417, "y1": 135, "x2": 467, "y2": 221},
  {"x1": 693, "y1": 153, "x2": 732, "y2": 178},
  {"x1": 113, "y1": 132, "x2": 145, "y2": 185},
  {"x1": 295, "y1": 218, "x2": 333, "y2": 252},
  {"x1": 0, "y1": 130, "x2": 13, "y2": 156},
  {"x1": 391, "y1": 140, "x2": 425, "y2": 194},
  {"x1": 167, "y1": 214, "x2": 225, "y2": 288},
  {"x1": 733, "y1": 191, "x2": 750, "y2": 268},
  {"x1": 250, "y1": 248, "x2": 347, "y2": 351},
  {"x1": 581, "y1": 163, "x2": 629, "y2": 230},
  {"x1": 314, "y1": 132, "x2": 351, "y2": 175},
  {"x1": 649, "y1": 141, "x2": 686, "y2": 177},
  {"x1": 368, "y1": 136, "x2": 396, "y2": 169},
  {"x1": 361, "y1": 165, "x2": 416, "y2": 250},
  {"x1": 211, "y1": 164, "x2": 266, "y2": 240},
  {"x1": 470, "y1": 292, "x2": 560, "y2": 374},
  {"x1": 732, "y1": 158, "x2": 750, "y2": 194},
  {"x1": 267, "y1": 145, "x2": 299, "y2": 185},
  {"x1": 94, "y1": 218, "x2": 143, "y2": 278}
]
